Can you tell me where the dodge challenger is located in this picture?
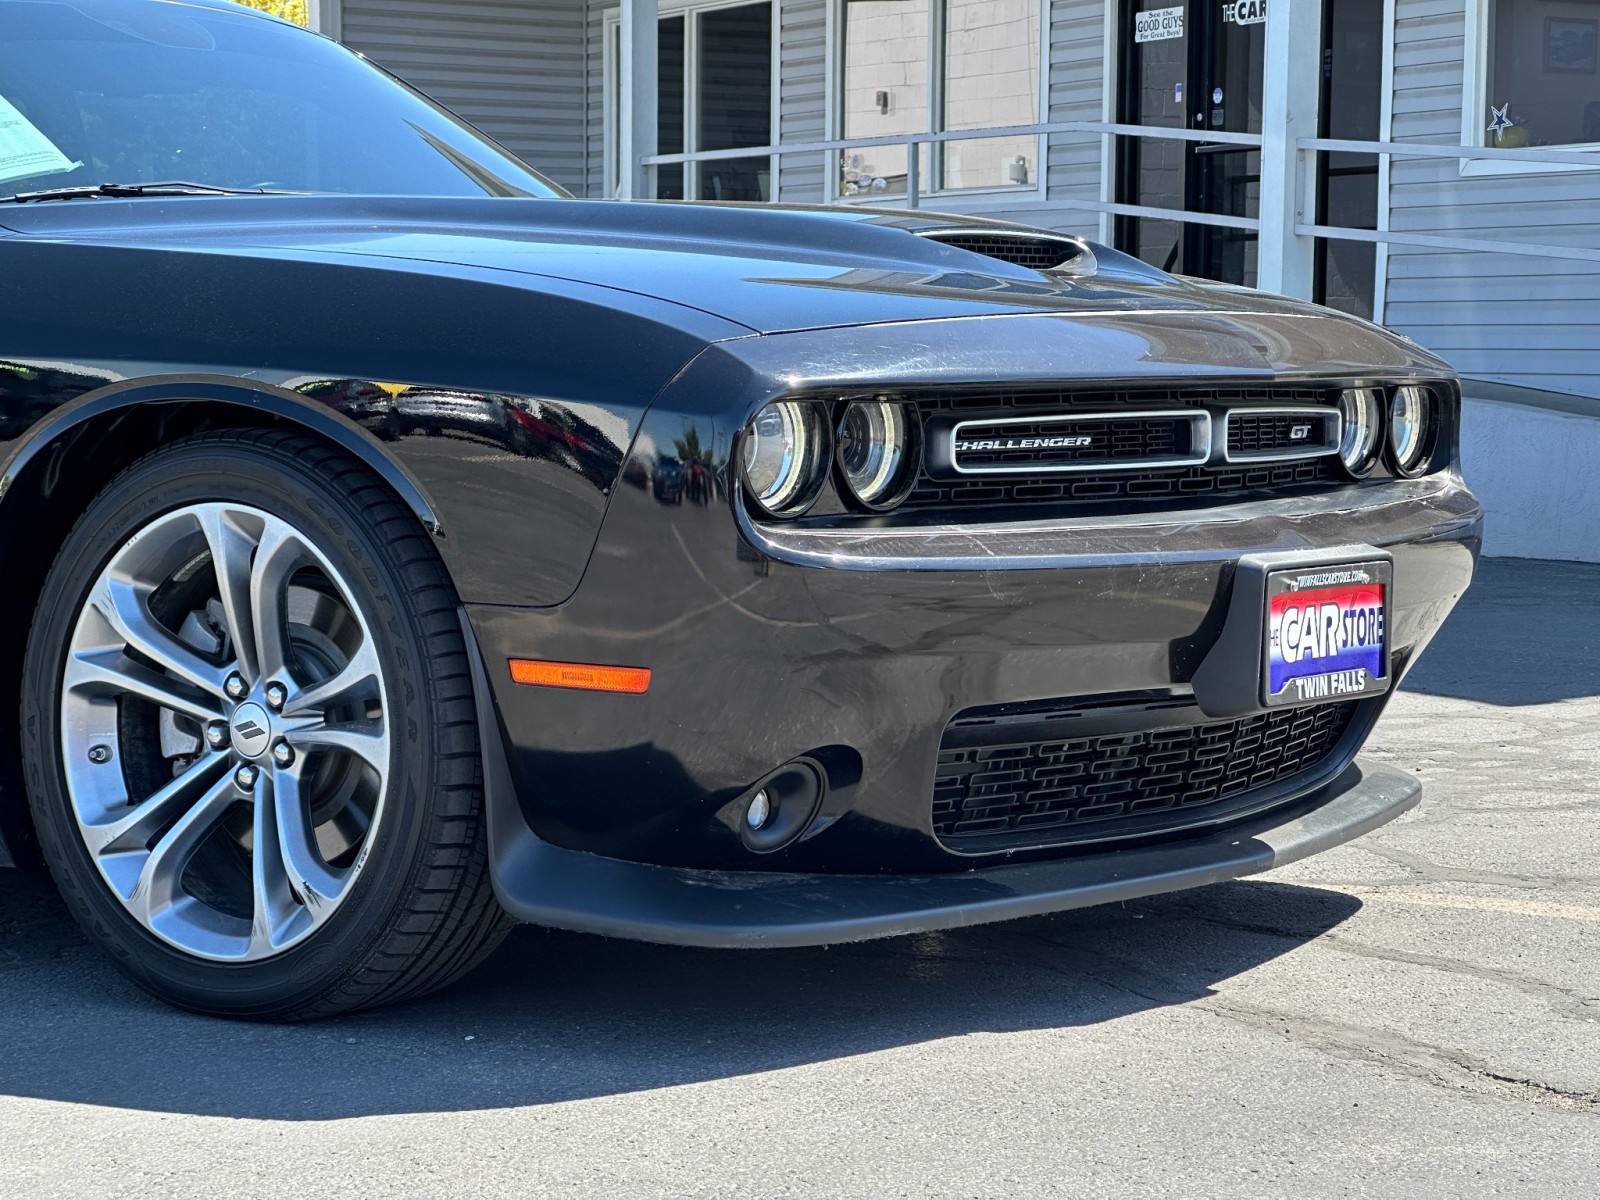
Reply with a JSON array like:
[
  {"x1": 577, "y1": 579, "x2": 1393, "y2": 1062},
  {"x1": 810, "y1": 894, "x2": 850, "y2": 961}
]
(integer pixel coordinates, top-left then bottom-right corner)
[{"x1": 0, "y1": 0, "x2": 1481, "y2": 1018}]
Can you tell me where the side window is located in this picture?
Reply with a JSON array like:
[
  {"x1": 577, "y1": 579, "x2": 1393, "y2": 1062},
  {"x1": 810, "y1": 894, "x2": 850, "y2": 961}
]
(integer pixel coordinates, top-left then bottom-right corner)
[{"x1": 1483, "y1": 0, "x2": 1600, "y2": 148}]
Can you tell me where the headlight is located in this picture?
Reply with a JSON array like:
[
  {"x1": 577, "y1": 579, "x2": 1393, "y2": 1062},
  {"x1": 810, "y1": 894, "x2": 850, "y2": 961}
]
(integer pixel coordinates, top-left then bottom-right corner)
[
  {"x1": 740, "y1": 401, "x2": 829, "y2": 517},
  {"x1": 836, "y1": 399, "x2": 920, "y2": 510},
  {"x1": 1337, "y1": 388, "x2": 1383, "y2": 476},
  {"x1": 1389, "y1": 386, "x2": 1435, "y2": 474}
]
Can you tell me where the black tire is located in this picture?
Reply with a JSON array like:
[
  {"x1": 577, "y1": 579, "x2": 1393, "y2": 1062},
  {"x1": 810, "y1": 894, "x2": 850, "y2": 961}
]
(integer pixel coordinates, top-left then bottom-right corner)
[{"x1": 22, "y1": 429, "x2": 513, "y2": 1019}]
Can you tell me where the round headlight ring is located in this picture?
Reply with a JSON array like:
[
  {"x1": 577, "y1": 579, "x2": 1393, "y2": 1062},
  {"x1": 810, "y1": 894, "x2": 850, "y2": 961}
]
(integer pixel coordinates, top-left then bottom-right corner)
[
  {"x1": 740, "y1": 401, "x2": 830, "y2": 518},
  {"x1": 836, "y1": 398, "x2": 921, "y2": 511},
  {"x1": 1337, "y1": 387, "x2": 1383, "y2": 478},
  {"x1": 1389, "y1": 385, "x2": 1436, "y2": 476}
]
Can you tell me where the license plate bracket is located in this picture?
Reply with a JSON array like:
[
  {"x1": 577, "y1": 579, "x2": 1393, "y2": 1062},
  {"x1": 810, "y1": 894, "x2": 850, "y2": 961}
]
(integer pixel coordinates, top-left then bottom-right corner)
[
  {"x1": 1189, "y1": 545, "x2": 1394, "y2": 720},
  {"x1": 1263, "y1": 560, "x2": 1391, "y2": 707}
]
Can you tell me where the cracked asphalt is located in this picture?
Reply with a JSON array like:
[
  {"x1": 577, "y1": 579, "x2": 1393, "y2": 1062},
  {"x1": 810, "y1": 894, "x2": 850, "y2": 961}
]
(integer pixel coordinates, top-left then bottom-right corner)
[{"x1": 1, "y1": 558, "x2": 1596, "y2": 1197}]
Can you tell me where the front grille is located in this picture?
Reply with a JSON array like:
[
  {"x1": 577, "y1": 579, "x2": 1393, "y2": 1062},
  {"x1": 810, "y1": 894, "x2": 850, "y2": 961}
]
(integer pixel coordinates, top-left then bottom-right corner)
[
  {"x1": 904, "y1": 385, "x2": 1347, "y2": 515},
  {"x1": 931, "y1": 697, "x2": 1360, "y2": 853},
  {"x1": 951, "y1": 412, "x2": 1202, "y2": 473}
]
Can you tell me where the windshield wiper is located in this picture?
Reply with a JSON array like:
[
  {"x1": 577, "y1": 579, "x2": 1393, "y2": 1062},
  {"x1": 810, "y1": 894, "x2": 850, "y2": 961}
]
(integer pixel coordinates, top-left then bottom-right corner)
[{"x1": 0, "y1": 181, "x2": 292, "y2": 204}]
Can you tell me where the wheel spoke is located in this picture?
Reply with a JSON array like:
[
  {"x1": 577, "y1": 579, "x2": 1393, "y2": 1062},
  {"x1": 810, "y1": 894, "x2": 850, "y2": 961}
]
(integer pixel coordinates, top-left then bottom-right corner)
[
  {"x1": 89, "y1": 577, "x2": 230, "y2": 699},
  {"x1": 84, "y1": 752, "x2": 230, "y2": 861},
  {"x1": 248, "y1": 524, "x2": 308, "y2": 687},
  {"x1": 127, "y1": 773, "x2": 240, "y2": 923},
  {"x1": 286, "y1": 721, "x2": 390, "y2": 775},
  {"x1": 273, "y1": 763, "x2": 348, "y2": 910},
  {"x1": 198, "y1": 507, "x2": 262, "y2": 682},
  {"x1": 249, "y1": 765, "x2": 350, "y2": 956},
  {"x1": 250, "y1": 772, "x2": 308, "y2": 955},
  {"x1": 65, "y1": 648, "x2": 224, "y2": 724},
  {"x1": 283, "y1": 640, "x2": 381, "y2": 717}
]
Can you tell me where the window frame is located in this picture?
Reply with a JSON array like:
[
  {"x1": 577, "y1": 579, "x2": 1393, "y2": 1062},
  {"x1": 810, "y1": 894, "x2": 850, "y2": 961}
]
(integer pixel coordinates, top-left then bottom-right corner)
[
  {"x1": 828, "y1": 0, "x2": 1050, "y2": 206},
  {"x1": 308, "y1": 0, "x2": 338, "y2": 36},
  {"x1": 1460, "y1": 0, "x2": 1600, "y2": 177},
  {"x1": 603, "y1": 0, "x2": 780, "y2": 201}
]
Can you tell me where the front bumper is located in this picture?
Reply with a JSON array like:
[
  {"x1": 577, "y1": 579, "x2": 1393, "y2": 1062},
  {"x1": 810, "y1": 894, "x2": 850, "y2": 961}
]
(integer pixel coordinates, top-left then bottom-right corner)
[{"x1": 467, "y1": 463, "x2": 1478, "y2": 872}]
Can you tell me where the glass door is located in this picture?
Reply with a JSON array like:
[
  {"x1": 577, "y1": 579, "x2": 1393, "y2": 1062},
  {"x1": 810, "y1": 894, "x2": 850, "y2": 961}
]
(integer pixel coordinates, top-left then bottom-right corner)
[
  {"x1": 1115, "y1": 0, "x2": 1265, "y2": 285},
  {"x1": 695, "y1": 2, "x2": 772, "y2": 201},
  {"x1": 658, "y1": 16, "x2": 686, "y2": 199},
  {"x1": 1315, "y1": 0, "x2": 1382, "y2": 318}
]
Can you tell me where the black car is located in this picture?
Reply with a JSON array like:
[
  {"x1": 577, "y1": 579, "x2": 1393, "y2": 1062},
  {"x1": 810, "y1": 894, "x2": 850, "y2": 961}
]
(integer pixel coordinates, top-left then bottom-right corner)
[{"x1": 0, "y1": 0, "x2": 1480, "y2": 1019}]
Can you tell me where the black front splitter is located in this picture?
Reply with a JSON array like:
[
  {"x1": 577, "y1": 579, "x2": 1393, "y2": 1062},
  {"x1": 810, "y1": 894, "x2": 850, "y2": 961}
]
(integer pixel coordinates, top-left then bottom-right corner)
[{"x1": 484, "y1": 758, "x2": 1418, "y2": 949}]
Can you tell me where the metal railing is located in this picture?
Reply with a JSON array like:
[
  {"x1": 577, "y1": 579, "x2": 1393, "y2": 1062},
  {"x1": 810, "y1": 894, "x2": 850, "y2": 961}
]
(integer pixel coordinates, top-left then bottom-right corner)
[
  {"x1": 1295, "y1": 136, "x2": 1600, "y2": 266},
  {"x1": 638, "y1": 120, "x2": 1600, "y2": 266},
  {"x1": 642, "y1": 120, "x2": 1263, "y2": 231}
]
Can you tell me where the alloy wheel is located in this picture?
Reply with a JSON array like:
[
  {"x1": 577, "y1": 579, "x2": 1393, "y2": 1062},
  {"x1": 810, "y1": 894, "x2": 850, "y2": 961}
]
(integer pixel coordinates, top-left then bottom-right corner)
[{"x1": 58, "y1": 502, "x2": 391, "y2": 962}]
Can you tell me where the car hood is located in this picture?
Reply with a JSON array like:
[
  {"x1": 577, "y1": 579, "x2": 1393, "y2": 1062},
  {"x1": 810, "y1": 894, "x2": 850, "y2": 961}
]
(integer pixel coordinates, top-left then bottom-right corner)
[{"x1": 0, "y1": 195, "x2": 1436, "y2": 368}]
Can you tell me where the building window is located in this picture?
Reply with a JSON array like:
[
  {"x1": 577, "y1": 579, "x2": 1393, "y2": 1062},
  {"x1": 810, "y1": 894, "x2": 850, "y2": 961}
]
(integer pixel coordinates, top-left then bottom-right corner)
[
  {"x1": 608, "y1": 1, "x2": 773, "y2": 201},
  {"x1": 839, "y1": 0, "x2": 1041, "y2": 197},
  {"x1": 1484, "y1": 0, "x2": 1600, "y2": 148}
]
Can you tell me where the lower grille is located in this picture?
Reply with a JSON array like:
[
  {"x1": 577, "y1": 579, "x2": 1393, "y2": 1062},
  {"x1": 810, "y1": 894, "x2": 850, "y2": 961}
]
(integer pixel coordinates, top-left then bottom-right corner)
[
  {"x1": 905, "y1": 457, "x2": 1338, "y2": 512},
  {"x1": 931, "y1": 697, "x2": 1361, "y2": 853}
]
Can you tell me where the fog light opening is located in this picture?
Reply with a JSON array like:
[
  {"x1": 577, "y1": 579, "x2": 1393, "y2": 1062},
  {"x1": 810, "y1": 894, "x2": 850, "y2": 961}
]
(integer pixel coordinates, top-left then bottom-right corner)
[{"x1": 737, "y1": 760, "x2": 825, "y2": 853}]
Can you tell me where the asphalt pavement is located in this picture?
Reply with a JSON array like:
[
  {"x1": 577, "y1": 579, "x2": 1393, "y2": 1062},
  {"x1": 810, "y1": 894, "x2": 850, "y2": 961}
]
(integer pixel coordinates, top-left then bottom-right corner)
[{"x1": 0, "y1": 557, "x2": 1596, "y2": 1197}]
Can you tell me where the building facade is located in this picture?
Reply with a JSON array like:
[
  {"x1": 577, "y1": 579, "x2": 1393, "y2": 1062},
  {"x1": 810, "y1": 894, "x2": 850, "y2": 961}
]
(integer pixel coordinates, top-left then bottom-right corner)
[{"x1": 313, "y1": 0, "x2": 1600, "y2": 555}]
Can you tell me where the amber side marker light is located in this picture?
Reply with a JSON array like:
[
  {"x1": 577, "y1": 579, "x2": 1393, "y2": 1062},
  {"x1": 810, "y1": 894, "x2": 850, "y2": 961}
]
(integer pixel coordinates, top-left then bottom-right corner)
[{"x1": 508, "y1": 658, "x2": 652, "y2": 694}]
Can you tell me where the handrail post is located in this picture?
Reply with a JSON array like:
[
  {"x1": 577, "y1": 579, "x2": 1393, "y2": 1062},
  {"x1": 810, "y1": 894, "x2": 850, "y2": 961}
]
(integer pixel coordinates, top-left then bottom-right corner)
[
  {"x1": 618, "y1": 0, "x2": 659, "y2": 200},
  {"x1": 1258, "y1": 0, "x2": 1321, "y2": 298}
]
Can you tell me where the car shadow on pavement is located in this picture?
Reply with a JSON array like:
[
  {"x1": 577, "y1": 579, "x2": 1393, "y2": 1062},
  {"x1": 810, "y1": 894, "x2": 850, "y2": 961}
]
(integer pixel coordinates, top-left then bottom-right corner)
[
  {"x1": 1401, "y1": 557, "x2": 1600, "y2": 706},
  {"x1": 0, "y1": 867, "x2": 1358, "y2": 1120}
]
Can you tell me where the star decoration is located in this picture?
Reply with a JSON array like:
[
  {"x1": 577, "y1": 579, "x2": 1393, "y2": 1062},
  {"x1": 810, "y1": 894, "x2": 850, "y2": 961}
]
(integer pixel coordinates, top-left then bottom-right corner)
[{"x1": 1487, "y1": 104, "x2": 1512, "y2": 141}]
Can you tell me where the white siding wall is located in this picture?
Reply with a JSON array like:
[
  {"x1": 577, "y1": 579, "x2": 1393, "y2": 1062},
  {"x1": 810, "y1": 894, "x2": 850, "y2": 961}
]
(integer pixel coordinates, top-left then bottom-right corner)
[
  {"x1": 1025, "y1": 0, "x2": 1105, "y2": 235},
  {"x1": 778, "y1": 0, "x2": 829, "y2": 200},
  {"x1": 585, "y1": 0, "x2": 609, "y2": 198},
  {"x1": 1384, "y1": 0, "x2": 1600, "y2": 399},
  {"x1": 340, "y1": 0, "x2": 589, "y2": 195}
]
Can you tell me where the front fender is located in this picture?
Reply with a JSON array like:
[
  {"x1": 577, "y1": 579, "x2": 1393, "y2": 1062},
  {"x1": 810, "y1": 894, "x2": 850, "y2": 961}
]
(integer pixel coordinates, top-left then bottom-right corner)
[{"x1": 0, "y1": 374, "x2": 442, "y2": 530}]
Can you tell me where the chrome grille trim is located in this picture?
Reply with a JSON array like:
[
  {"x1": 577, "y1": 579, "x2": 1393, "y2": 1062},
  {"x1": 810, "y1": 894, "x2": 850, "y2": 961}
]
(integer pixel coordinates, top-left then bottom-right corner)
[
  {"x1": 949, "y1": 409, "x2": 1213, "y2": 475},
  {"x1": 1222, "y1": 406, "x2": 1344, "y2": 464}
]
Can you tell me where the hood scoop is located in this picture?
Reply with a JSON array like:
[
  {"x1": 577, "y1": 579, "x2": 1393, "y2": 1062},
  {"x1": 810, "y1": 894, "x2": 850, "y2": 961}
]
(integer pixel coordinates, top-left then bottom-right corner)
[{"x1": 918, "y1": 228, "x2": 1099, "y2": 278}]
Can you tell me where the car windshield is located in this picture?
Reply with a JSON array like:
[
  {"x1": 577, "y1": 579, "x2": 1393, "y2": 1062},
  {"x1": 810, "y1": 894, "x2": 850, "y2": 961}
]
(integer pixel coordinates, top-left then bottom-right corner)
[{"x1": 0, "y1": 0, "x2": 565, "y2": 201}]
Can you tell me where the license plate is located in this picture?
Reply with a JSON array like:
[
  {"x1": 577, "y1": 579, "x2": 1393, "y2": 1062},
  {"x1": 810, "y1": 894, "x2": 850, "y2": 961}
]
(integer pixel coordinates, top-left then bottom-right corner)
[{"x1": 1264, "y1": 561, "x2": 1391, "y2": 707}]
